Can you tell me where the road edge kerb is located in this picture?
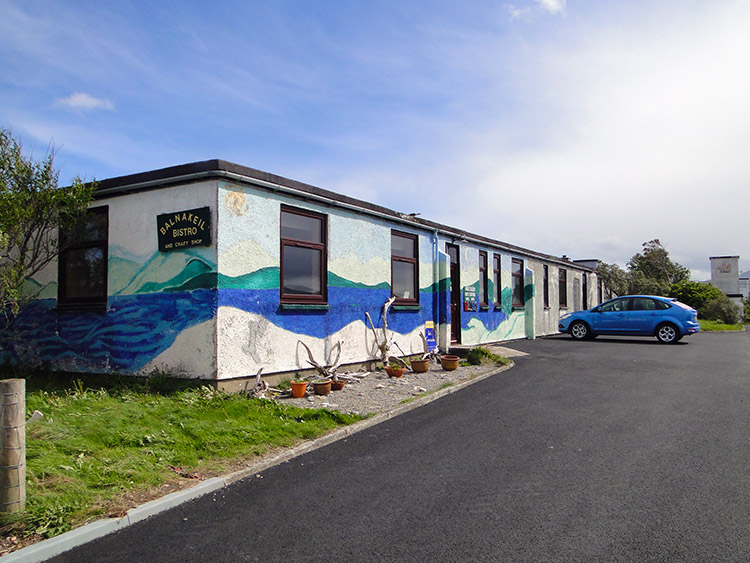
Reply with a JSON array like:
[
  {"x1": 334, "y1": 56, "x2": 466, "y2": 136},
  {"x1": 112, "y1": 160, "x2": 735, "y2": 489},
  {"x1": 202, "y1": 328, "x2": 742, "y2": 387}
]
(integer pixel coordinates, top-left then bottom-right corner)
[{"x1": 2, "y1": 361, "x2": 513, "y2": 563}]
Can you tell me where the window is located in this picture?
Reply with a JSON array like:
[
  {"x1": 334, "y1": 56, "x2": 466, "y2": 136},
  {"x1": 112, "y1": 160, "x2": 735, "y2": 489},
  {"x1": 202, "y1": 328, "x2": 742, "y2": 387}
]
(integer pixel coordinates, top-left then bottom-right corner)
[
  {"x1": 559, "y1": 268, "x2": 568, "y2": 308},
  {"x1": 391, "y1": 231, "x2": 418, "y2": 305},
  {"x1": 512, "y1": 258, "x2": 524, "y2": 308},
  {"x1": 493, "y1": 254, "x2": 501, "y2": 305},
  {"x1": 58, "y1": 206, "x2": 108, "y2": 310},
  {"x1": 543, "y1": 265, "x2": 550, "y2": 308},
  {"x1": 601, "y1": 297, "x2": 629, "y2": 312},
  {"x1": 479, "y1": 251, "x2": 488, "y2": 307},
  {"x1": 280, "y1": 206, "x2": 327, "y2": 303}
]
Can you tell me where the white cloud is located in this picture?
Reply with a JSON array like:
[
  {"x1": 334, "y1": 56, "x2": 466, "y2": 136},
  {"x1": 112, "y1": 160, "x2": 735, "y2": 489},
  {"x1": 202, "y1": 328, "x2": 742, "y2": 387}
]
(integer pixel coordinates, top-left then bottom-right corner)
[
  {"x1": 54, "y1": 92, "x2": 114, "y2": 112},
  {"x1": 535, "y1": 0, "x2": 566, "y2": 15}
]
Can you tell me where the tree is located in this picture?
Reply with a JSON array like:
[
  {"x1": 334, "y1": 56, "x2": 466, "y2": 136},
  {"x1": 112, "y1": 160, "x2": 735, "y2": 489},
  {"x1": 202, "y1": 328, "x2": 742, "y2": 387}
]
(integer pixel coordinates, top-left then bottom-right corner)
[
  {"x1": 596, "y1": 261, "x2": 627, "y2": 297},
  {"x1": 0, "y1": 128, "x2": 95, "y2": 329},
  {"x1": 626, "y1": 239, "x2": 690, "y2": 295}
]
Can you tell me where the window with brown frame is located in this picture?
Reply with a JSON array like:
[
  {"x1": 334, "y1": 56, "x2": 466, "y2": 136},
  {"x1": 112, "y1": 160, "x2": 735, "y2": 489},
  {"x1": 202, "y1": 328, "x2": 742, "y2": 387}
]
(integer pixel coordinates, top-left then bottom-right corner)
[
  {"x1": 559, "y1": 268, "x2": 568, "y2": 308},
  {"x1": 479, "y1": 251, "x2": 489, "y2": 307},
  {"x1": 280, "y1": 206, "x2": 327, "y2": 303},
  {"x1": 512, "y1": 258, "x2": 524, "y2": 308},
  {"x1": 493, "y1": 254, "x2": 501, "y2": 305},
  {"x1": 391, "y1": 231, "x2": 418, "y2": 305},
  {"x1": 58, "y1": 206, "x2": 109, "y2": 310}
]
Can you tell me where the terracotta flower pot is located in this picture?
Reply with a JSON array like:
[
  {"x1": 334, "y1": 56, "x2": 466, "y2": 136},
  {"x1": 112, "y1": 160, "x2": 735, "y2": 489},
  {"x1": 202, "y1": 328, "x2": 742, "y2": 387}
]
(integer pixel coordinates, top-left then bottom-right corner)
[
  {"x1": 313, "y1": 380, "x2": 331, "y2": 395},
  {"x1": 410, "y1": 359, "x2": 430, "y2": 373},
  {"x1": 385, "y1": 365, "x2": 406, "y2": 378},
  {"x1": 440, "y1": 355, "x2": 460, "y2": 371},
  {"x1": 290, "y1": 381, "x2": 307, "y2": 398},
  {"x1": 330, "y1": 379, "x2": 346, "y2": 391}
]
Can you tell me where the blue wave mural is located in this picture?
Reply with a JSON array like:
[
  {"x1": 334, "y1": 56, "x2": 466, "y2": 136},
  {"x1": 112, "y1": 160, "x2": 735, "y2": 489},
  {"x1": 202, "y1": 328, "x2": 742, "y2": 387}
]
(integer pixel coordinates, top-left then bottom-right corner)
[{"x1": 2, "y1": 291, "x2": 216, "y2": 372}]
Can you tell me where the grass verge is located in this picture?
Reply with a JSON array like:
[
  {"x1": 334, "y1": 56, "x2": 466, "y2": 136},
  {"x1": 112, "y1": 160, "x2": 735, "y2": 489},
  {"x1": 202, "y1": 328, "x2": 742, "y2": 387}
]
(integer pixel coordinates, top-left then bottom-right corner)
[
  {"x1": 1, "y1": 376, "x2": 363, "y2": 548},
  {"x1": 698, "y1": 319, "x2": 745, "y2": 331}
]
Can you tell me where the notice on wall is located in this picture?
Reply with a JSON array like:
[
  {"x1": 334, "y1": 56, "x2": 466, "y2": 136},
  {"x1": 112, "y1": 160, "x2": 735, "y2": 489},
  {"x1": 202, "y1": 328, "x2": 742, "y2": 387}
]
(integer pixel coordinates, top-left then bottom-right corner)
[
  {"x1": 157, "y1": 207, "x2": 212, "y2": 252},
  {"x1": 463, "y1": 286, "x2": 478, "y2": 312},
  {"x1": 423, "y1": 321, "x2": 437, "y2": 351}
]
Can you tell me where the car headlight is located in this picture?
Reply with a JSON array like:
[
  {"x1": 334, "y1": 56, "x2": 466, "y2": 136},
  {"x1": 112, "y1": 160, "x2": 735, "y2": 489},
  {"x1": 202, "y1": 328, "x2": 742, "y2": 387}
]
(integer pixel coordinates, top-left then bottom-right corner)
[{"x1": 560, "y1": 313, "x2": 570, "y2": 321}]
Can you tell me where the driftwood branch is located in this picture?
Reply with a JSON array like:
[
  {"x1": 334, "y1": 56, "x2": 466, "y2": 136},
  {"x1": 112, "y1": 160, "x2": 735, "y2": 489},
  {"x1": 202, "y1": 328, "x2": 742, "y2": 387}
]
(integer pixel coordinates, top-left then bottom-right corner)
[
  {"x1": 420, "y1": 332, "x2": 441, "y2": 363},
  {"x1": 244, "y1": 368, "x2": 270, "y2": 398},
  {"x1": 297, "y1": 340, "x2": 344, "y2": 381},
  {"x1": 365, "y1": 296, "x2": 398, "y2": 362}
]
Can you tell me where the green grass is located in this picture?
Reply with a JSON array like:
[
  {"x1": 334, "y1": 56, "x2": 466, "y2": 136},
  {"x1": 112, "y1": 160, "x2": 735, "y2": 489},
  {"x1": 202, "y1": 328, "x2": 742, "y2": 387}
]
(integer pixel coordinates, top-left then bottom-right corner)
[
  {"x1": 698, "y1": 319, "x2": 745, "y2": 331},
  {"x1": 466, "y1": 347, "x2": 511, "y2": 366},
  {"x1": 4, "y1": 377, "x2": 363, "y2": 541}
]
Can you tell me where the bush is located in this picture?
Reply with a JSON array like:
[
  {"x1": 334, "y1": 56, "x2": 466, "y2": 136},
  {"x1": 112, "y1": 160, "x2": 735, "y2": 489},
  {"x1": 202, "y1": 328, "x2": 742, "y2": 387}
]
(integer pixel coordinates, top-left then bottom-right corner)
[
  {"x1": 668, "y1": 281, "x2": 724, "y2": 311},
  {"x1": 701, "y1": 295, "x2": 742, "y2": 324}
]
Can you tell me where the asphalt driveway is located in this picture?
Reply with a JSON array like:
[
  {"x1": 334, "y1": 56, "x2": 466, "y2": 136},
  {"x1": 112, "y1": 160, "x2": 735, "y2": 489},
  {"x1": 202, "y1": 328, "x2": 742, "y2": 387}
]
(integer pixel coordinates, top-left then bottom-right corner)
[{"x1": 50, "y1": 329, "x2": 750, "y2": 562}]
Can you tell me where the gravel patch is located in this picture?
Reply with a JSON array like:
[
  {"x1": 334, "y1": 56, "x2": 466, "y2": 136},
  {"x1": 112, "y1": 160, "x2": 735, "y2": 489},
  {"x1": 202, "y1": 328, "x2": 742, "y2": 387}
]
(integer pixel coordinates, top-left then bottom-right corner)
[{"x1": 281, "y1": 359, "x2": 512, "y2": 415}]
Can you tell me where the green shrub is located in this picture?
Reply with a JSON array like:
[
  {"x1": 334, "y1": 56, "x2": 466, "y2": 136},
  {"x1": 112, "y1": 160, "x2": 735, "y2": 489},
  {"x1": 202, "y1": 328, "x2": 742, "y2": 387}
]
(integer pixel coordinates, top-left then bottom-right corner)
[
  {"x1": 668, "y1": 281, "x2": 723, "y2": 311},
  {"x1": 701, "y1": 295, "x2": 742, "y2": 324}
]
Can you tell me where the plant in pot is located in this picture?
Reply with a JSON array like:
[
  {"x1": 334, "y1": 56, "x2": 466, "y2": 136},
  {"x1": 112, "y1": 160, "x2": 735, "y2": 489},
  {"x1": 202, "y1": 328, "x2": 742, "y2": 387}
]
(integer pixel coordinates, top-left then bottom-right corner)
[
  {"x1": 290, "y1": 377, "x2": 308, "y2": 398},
  {"x1": 410, "y1": 355, "x2": 430, "y2": 373},
  {"x1": 384, "y1": 356, "x2": 408, "y2": 378},
  {"x1": 312, "y1": 378, "x2": 332, "y2": 395}
]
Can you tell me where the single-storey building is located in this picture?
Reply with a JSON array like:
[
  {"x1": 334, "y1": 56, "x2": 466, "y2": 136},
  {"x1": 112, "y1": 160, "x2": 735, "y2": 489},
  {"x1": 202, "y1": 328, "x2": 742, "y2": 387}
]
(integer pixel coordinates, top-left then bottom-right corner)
[{"x1": 4, "y1": 160, "x2": 598, "y2": 389}]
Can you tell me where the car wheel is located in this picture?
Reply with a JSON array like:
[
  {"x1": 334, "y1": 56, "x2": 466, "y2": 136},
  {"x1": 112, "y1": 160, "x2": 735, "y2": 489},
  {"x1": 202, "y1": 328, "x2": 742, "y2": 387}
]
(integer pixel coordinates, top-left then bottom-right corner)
[
  {"x1": 656, "y1": 323, "x2": 682, "y2": 344},
  {"x1": 570, "y1": 321, "x2": 591, "y2": 340}
]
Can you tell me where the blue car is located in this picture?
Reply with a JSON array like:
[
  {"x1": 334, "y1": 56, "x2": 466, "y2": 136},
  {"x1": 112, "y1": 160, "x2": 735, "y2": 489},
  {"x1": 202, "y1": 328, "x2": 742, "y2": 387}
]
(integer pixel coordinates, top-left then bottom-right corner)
[{"x1": 559, "y1": 295, "x2": 700, "y2": 344}]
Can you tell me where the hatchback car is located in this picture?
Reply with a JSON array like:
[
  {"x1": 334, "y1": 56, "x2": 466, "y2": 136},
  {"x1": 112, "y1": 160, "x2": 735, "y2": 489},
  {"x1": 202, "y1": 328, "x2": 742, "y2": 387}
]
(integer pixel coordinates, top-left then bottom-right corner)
[{"x1": 559, "y1": 295, "x2": 700, "y2": 343}]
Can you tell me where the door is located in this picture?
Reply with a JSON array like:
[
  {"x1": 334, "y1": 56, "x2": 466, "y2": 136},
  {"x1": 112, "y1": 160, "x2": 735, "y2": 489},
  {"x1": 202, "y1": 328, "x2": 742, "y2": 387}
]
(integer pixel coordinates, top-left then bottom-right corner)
[
  {"x1": 629, "y1": 297, "x2": 660, "y2": 334},
  {"x1": 446, "y1": 244, "x2": 461, "y2": 344},
  {"x1": 590, "y1": 297, "x2": 631, "y2": 333}
]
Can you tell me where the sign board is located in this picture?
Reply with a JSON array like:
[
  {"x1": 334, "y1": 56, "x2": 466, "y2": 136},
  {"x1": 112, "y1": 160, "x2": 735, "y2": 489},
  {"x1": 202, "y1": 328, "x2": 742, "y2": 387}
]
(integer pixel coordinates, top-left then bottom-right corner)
[
  {"x1": 423, "y1": 321, "x2": 437, "y2": 351},
  {"x1": 157, "y1": 207, "x2": 211, "y2": 252},
  {"x1": 463, "y1": 285, "x2": 477, "y2": 312}
]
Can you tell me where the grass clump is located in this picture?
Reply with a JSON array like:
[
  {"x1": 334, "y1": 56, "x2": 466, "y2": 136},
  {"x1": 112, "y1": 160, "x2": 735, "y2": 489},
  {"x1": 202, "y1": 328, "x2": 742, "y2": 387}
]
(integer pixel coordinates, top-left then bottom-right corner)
[
  {"x1": 466, "y1": 347, "x2": 510, "y2": 367},
  {"x1": 698, "y1": 319, "x2": 744, "y2": 332},
  {"x1": 5, "y1": 378, "x2": 363, "y2": 542}
]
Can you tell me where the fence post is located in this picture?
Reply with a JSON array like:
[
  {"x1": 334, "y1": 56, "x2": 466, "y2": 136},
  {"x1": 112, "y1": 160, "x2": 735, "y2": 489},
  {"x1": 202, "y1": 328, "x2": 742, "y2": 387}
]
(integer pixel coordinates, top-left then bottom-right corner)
[{"x1": 0, "y1": 379, "x2": 25, "y2": 512}]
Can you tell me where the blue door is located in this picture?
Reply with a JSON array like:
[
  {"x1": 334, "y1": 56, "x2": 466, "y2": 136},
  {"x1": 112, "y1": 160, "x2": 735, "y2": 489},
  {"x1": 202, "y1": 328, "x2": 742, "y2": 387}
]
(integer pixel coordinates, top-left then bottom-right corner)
[
  {"x1": 629, "y1": 297, "x2": 661, "y2": 334},
  {"x1": 590, "y1": 297, "x2": 631, "y2": 333}
]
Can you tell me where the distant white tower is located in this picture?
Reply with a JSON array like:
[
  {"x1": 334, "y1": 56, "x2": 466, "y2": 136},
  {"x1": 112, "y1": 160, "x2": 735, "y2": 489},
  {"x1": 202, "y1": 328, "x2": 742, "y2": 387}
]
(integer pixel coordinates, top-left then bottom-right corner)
[{"x1": 709, "y1": 256, "x2": 742, "y2": 305}]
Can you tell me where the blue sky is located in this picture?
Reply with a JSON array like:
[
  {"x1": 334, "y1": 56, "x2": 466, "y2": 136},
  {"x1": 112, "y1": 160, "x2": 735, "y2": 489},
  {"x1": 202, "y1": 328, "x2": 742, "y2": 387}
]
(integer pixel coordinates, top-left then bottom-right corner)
[{"x1": 2, "y1": 0, "x2": 749, "y2": 280}]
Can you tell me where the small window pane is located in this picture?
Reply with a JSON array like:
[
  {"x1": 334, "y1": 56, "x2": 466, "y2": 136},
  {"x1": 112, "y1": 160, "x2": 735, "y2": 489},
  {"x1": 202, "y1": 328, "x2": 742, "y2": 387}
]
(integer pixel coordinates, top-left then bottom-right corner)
[
  {"x1": 281, "y1": 211, "x2": 322, "y2": 244},
  {"x1": 282, "y1": 246, "x2": 321, "y2": 295},
  {"x1": 392, "y1": 261, "x2": 415, "y2": 299},
  {"x1": 63, "y1": 247, "x2": 106, "y2": 298},
  {"x1": 391, "y1": 233, "x2": 416, "y2": 258}
]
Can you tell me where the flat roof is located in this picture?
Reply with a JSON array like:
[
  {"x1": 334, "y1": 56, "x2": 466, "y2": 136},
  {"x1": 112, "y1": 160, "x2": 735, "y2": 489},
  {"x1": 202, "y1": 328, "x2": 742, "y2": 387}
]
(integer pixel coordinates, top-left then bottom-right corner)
[{"x1": 93, "y1": 159, "x2": 593, "y2": 270}]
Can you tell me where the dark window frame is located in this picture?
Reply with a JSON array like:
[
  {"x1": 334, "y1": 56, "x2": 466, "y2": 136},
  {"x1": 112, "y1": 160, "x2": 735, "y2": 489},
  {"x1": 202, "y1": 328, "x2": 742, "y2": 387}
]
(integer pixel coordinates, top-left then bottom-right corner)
[
  {"x1": 280, "y1": 205, "x2": 328, "y2": 304},
  {"x1": 543, "y1": 264, "x2": 550, "y2": 308},
  {"x1": 391, "y1": 230, "x2": 419, "y2": 306},
  {"x1": 57, "y1": 206, "x2": 109, "y2": 311},
  {"x1": 559, "y1": 268, "x2": 568, "y2": 308},
  {"x1": 493, "y1": 254, "x2": 502, "y2": 306},
  {"x1": 478, "y1": 251, "x2": 489, "y2": 307},
  {"x1": 511, "y1": 258, "x2": 524, "y2": 308}
]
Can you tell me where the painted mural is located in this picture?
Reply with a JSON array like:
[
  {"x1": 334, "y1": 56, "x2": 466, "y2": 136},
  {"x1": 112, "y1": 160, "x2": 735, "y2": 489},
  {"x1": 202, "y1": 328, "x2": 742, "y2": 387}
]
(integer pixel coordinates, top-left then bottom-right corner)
[
  {"x1": 1, "y1": 246, "x2": 218, "y2": 375},
  {"x1": 0, "y1": 176, "x2": 561, "y2": 381}
]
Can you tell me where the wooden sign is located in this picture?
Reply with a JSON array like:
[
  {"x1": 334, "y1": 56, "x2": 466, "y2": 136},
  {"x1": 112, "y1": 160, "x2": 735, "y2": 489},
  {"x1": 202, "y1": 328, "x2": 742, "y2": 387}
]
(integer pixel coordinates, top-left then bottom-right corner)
[{"x1": 157, "y1": 207, "x2": 211, "y2": 252}]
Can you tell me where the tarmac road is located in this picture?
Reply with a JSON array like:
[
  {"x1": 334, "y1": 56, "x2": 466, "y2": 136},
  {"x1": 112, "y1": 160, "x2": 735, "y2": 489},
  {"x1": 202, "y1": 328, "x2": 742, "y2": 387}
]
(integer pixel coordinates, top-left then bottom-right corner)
[{"x1": 49, "y1": 329, "x2": 750, "y2": 562}]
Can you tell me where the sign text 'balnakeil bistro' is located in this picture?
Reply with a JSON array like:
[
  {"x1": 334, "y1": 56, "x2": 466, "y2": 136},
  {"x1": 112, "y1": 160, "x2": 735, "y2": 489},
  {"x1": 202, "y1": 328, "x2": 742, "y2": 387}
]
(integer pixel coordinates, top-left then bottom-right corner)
[{"x1": 157, "y1": 207, "x2": 212, "y2": 252}]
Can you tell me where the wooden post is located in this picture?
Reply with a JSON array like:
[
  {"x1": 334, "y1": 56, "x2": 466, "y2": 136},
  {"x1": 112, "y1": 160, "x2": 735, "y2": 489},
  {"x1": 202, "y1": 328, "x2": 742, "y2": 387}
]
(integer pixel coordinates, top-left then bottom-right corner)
[{"x1": 0, "y1": 379, "x2": 25, "y2": 512}]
